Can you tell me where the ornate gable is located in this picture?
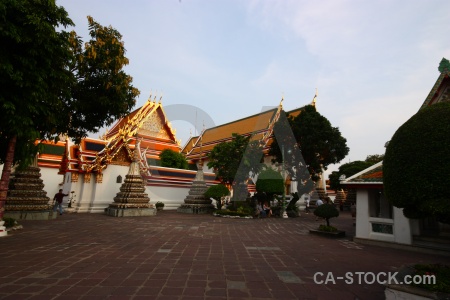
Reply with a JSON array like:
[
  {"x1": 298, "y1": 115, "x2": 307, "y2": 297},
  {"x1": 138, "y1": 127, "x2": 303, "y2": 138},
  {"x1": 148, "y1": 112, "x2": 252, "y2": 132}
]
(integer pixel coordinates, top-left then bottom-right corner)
[
  {"x1": 138, "y1": 107, "x2": 171, "y2": 140},
  {"x1": 110, "y1": 146, "x2": 132, "y2": 166}
]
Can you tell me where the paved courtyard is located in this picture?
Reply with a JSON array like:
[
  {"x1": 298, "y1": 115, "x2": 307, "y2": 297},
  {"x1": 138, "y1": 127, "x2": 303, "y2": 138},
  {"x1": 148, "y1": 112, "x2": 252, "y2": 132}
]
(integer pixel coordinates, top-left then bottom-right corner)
[{"x1": 0, "y1": 210, "x2": 448, "y2": 299}]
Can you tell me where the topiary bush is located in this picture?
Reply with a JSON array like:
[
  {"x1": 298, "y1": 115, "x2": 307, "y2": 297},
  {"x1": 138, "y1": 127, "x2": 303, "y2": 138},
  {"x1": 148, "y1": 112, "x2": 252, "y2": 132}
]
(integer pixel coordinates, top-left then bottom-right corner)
[
  {"x1": 383, "y1": 102, "x2": 450, "y2": 223},
  {"x1": 256, "y1": 168, "x2": 284, "y2": 201},
  {"x1": 205, "y1": 184, "x2": 230, "y2": 209},
  {"x1": 314, "y1": 204, "x2": 339, "y2": 227}
]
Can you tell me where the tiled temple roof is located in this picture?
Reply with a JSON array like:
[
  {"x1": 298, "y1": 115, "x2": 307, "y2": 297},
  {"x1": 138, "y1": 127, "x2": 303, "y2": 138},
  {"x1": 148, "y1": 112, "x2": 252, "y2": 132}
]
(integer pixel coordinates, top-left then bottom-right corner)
[
  {"x1": 340, "y1": 161, "x2": 383, "y2": 188},
  {"x1": 182, "y1": 97, "x2": 316, "y2": 162}
]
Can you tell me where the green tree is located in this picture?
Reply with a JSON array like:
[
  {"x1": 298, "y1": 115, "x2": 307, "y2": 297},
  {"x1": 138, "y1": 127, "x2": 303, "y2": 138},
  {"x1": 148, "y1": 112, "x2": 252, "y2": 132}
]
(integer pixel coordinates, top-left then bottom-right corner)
[
  {"x1": 365, "y1": 154, "x2": 384, "y2": 165},
  {"x1": 205, "y1": 184, "x2": 230, "y2": 209},
  {"x1": 384, "y1": 102, "x2": 450, "y2": 223},
  {"x1": 0, "y1": 1, "x2": 139, "y2": 218},
  {"x1": 314, "y1": 204, "x2": 339, "y2": 227},
  {"x1": 207, "y1": 133, "x2": 263, "y2": 200},
  {"x1": 255, "y1": 168, "x2": 284, "y2": 201},
  {"x1": 269, "y1": 106, "x2": 349, "y2": 196},
  {"x1": 64, "y1": 16, "x2": 138, "y2": 139},
  {"x1": 159, "y1": 149, "x2": 188, "y2": 169}
]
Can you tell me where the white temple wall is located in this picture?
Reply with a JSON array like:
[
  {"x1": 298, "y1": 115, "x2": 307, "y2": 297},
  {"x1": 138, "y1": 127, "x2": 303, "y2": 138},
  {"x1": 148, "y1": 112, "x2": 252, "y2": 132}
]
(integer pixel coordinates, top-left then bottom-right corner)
[
  {"x1": 354, "y1": 188, "x2": 413, "y2": 245},
  {"x1": 355, "y1": 189, "x2": 370, "y2": 239},
  {"x1": 76, "y1": 174, "x2": 94, "y2": 213},
  {"x1": 146, "y1": 186, "x2": 190, "y2": 210},
  {"x1": 39, "y1": 167, "x2": 64, "y2": 201},
  {"x1": 90, "y1": 165, "x2": 129, "y2": 213},
  {"x1": 392, "y1": 207, "x2": 412, "y2": 245}
]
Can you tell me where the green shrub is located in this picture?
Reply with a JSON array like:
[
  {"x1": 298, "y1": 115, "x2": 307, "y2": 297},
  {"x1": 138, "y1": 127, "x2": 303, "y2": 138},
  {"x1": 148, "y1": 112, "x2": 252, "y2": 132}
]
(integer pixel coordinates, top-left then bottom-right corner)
[
  {"x1": 318, "y1": 224, "x2": 337, "y2": 232},
  {"x1": 205, "y1": 184, "x2": 230, "y2": 209},
  {"x1": 214, "y1": 209, "x2": 251, "y2": 217},
  {"x1": 413, "y1": 264, "x2": 450, "y2": 293},
  {"x1": 2, "y1": 217, "x2": 16, "y2": 228},
  {"x1": 384, "y1": 102, "x2": 450, "y2": 223},
  {"x1": 314, "y1": 204, "x2": 339, "y2": 227}
]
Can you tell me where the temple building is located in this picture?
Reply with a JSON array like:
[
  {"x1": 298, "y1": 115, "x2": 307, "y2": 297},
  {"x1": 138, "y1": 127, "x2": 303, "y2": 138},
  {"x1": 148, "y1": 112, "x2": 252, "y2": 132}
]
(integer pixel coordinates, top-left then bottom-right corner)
[
  {"x1": 182, "y1": 94, "x2": 325, "y2": 197},
  {"x1": 8, "y1": 92, "x2": 322, "y2": 214}
]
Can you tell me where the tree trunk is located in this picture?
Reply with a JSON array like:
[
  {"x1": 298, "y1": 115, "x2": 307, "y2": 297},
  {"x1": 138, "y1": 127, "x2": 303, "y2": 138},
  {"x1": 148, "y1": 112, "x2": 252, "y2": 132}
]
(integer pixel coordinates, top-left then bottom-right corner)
[
  {"x1": 0, "y1": 135, "x2": 17, "y2": 219},
  {"x1": 326, "y1": 218, "x2": 330, "y2": 227}
]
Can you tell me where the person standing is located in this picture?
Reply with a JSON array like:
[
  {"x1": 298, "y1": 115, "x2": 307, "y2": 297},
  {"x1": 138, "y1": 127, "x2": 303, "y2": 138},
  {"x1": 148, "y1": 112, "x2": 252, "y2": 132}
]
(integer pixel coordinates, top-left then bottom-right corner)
[{"x1": 53, "y1": 189, "x2": 68, "y2": 215}]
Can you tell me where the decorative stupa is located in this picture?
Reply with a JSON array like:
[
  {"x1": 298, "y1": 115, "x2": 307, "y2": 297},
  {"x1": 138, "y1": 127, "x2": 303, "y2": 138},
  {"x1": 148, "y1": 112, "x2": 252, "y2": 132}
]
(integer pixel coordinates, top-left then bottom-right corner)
[
  {"x1": 178, "y1": 159, "x2": 214, "y2": 214},
  {"x1": 105, "y1": 146, "x2": 156, "y2": 217},
  {"x1": 5, "y1": 155, "x2": 54, "y2": 220},
  {"x1": 334, "y1": 189, "x2": 347, "y2": 209}
]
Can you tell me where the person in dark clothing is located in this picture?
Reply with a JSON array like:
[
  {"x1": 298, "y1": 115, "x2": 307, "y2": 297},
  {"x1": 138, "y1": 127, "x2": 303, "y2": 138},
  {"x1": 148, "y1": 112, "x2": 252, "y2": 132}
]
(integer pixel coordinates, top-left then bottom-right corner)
[{"x1": 53, "y1": 189, "x2": 68, "y2": 215}]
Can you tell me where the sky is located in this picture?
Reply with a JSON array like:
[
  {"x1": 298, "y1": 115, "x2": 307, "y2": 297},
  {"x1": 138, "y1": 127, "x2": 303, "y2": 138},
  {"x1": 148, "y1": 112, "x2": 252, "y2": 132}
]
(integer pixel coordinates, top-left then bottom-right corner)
[{"x1": 57, "y1": 0, "x2": 450, "y2": 178}]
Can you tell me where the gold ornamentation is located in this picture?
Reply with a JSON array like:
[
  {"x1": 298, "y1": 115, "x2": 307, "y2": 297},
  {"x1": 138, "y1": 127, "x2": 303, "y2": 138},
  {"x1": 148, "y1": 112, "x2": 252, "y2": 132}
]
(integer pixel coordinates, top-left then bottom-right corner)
[
  {"x1": 110, "y1": 147, "x2": 131, "y2": 166},
  {"x1": 140, "y1": 112, "x2": 169, "y2": 139},
  {"x1": 84, "y1": 173, "x2": 91, "y2": 183},
  {"x1": 96, "y1": 173, "x2": 103, "y2": 183},
  {"x1": 71, "y1": 172, "x2": 79, "y2": 183}
]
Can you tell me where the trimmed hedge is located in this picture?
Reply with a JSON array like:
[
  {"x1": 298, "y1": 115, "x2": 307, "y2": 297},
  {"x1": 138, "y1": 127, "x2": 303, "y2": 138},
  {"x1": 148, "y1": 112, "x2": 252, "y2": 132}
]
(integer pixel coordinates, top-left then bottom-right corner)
[{"x1": 383, "y1": 102, "x2": 450, "y2": 223}]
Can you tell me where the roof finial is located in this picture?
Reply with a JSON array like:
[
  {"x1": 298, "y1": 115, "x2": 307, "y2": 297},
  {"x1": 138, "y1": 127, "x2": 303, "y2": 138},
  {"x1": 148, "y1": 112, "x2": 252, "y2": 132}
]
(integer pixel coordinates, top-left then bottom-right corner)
[
  {"x1": 159, "y1": 91, "x2": 162, "y2": 104},
  {"x1": 148, "y1": 90, "x2": 152, "y2": 102},
  {"x1": 438, "y1": 57, "x2": 450, "y2": 74},
  {"x1": 311, "y1": 88, "x2": 318, "y2": 107}
]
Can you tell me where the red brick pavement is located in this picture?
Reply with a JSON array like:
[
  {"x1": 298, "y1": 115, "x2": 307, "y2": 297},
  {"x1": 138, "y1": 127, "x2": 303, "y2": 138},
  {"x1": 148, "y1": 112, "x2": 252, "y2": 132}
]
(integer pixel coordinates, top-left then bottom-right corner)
[{"x1": 0, "y1": 210, "x2": 448, "y2": 299}]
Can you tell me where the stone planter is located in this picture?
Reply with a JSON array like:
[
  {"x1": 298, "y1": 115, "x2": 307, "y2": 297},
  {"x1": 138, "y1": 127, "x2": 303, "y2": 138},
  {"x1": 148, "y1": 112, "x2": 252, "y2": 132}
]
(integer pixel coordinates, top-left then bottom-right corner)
[{"x1": 309, "y1": 229, "x2": 346, "y2": 238}]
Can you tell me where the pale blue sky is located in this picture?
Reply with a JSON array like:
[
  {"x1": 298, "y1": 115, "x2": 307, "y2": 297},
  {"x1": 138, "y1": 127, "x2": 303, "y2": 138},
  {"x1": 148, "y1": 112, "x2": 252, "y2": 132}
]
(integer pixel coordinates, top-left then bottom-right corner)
[{"x1": 58, "y1": 0, "x2": 450, "y2": 176}]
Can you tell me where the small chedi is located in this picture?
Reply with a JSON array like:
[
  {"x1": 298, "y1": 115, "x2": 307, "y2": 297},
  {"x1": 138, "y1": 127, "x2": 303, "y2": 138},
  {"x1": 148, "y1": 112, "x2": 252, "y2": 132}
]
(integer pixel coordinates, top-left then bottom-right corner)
[
  {"x1": 105, "y1": 147, "x2": 156, "y2": 217},
  {"x1": 5, "y1": 156, "x2": 54, "y2": 220},
  {"x1": 334, "y1": 189, "x2": 347, "y2": 210},
  {"x1": 178, "y1": 159, "x2": 214, "y2": 214}
]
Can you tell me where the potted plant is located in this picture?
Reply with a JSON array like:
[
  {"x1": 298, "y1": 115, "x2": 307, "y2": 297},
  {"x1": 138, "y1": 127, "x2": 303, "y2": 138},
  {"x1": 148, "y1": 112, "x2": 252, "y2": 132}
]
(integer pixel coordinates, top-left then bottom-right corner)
[
  {"x1": 155, "y1": 201, "x2": 164, "y2": 211},
  {"x1": 310, "y1": 204, "x2": 345, "y2": 237}
]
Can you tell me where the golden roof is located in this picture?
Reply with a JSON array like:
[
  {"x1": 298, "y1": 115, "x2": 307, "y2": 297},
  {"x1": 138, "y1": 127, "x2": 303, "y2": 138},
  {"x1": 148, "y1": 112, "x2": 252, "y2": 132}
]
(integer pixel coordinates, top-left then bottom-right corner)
[{"x1": 182, "y1": 97, "x2": 315, "y2": 161}]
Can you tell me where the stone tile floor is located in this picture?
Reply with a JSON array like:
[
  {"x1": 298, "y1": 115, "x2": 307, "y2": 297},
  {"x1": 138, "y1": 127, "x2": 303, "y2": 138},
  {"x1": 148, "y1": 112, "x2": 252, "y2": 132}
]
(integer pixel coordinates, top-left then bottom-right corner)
[{"x1": 0, "y1": 210, "x2": 448, "y2": 299}]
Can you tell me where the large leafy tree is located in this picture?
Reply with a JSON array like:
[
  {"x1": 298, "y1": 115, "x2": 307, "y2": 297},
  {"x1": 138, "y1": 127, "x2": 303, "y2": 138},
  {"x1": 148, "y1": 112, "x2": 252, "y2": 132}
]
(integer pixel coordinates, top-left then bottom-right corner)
[
  {"x1": 269, "y1": 105, "x2": 349, "y2": 196},
  {"x1": 207, "y1": 133, "x2": 263, "y2": 200},
  {"x1": 384, "y1": 102, "x2": 450, "y2": 224},
  {"x1": 0, "y1": 0, "x2": 139, "y2": 218},
  {"x1": 365, "y1": 154, "x2": 384, "y2": 165},
  {"x1": 64, "y1": 16, "x2": 138, "y2": 139}
]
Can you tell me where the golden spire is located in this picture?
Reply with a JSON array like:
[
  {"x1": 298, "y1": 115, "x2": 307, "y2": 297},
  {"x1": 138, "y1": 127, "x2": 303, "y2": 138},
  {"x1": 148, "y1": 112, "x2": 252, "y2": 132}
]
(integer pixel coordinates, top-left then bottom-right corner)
[{"x1": 311, "y1": 88, "x2": 318, "y2": 107}]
